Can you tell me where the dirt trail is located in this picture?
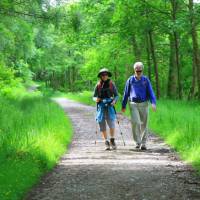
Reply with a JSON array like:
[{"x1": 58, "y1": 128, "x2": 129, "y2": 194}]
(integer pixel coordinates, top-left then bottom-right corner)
[{"x1": 25, "y1": 98, "x2": 200, "y2": 200}]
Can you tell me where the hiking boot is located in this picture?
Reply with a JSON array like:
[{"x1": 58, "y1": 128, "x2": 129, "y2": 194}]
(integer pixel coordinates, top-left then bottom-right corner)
[
  {"x1": 105, "y1": 140, "x2": 110, "y2": 150},
  {"x1": 110, "y1": 138, "x2": 117, "y2": 150},
  {"x1": 140, "y1": 144, "x2": 147, "y2": 150},
  {"x1": 135, "y1": 143, "x2": 140, "y2": 149}
]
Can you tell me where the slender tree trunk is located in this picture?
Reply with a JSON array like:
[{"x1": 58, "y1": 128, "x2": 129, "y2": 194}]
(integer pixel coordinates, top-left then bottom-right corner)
[
  {"x1": 143, "y1": 0, "x2": 159, "y2": 97},
  {"x1": 188, "y1": 0, "x2": 200, "y2": 99},
  {"x1": 68, "y1": 67, "x2": 71, "y2": 91},
  {"x1": 72, "y1": 66, "x2": 76, "y2": 91},
  {"x1": 132, "y1": 34, "x2": 141, "y2": 61},
  {"x1": 170, "y1": 0, "x2": 182, "y2": 98},
  {"x1": 188, "y1": 50, "x2": 196, "y2": 99},
  {"x1": 148, "y1": 30, "x2": 160, "y2": 99},
  {"x1": 174, "y1": 31, "x2": 182, "y2": 98},
  {"x1": 168, "y1": 34, "x2": 177, "y2": 98},
  {"x1": 146, "y1": 34, "x2": 152, "y2": 81},
  {"x1": 64, "y1": 70, "x2": 67, "y2": 90}
]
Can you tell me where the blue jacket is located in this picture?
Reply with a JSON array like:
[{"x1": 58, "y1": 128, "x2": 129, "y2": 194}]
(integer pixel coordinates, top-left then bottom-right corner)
[
  {"x1": 96, "y1": 99, "x2": 116, "y2": 123},
  {"x1": 122, "y1": 75, "x2": 156, "y2": 109}
]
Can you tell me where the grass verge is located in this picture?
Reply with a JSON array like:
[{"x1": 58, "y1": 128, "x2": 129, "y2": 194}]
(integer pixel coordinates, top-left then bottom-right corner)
[
  {"x1": 0, "y1": 95, "x2": 73, "y2": 200},
  {"x1": 149, "y1": 99, "x2": 200, "y2": 172}
]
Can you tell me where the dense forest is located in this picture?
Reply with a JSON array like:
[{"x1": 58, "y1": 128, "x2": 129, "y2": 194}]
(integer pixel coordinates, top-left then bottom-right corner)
[
  {"x1": 1, "y1": 1, "x2": 200, "y2": 199},
  {"x1": 1, "y1": 0, "x2": 200, "y2": 100}
]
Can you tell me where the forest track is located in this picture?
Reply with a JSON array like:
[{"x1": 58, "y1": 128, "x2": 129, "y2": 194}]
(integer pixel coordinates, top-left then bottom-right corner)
[{"x1": 25, "y1": 98, "x2": 200, "y2": 200}]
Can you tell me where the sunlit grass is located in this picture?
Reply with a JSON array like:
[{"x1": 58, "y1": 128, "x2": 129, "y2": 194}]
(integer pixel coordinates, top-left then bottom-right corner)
[
  {"x1": 149, "y1": 99, "x2": 200, "y2": 172},
  {"x1": 0, "y1": 95, "x2": 73, "y2": 200}
]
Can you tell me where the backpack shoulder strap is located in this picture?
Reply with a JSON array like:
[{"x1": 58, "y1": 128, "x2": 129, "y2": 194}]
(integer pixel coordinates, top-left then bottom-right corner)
[
  {"x1": 142, "y1": 76, "x2": 148, "y2": 86},
  {"x1": 109, "y1": 80, "x2": 114, "y2": 93},
  {"x1": 97, "y1": 81, "x2": 102, "y2": 97},
  {"x1": 128, "y1": 76, "x2": 134, "y2": 95}
]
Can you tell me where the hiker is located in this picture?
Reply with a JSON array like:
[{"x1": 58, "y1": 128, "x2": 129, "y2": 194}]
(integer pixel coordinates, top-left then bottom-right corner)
[
  {"x1": 121, "y1": 62, "x2": 156, "y2": 150},
  {"x1": 93, "y1": 68, "x2": 119, "y2": 150}
]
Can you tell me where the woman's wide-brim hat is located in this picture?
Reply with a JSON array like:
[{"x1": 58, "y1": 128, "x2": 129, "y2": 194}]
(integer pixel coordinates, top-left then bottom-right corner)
[{"x1": 97, "y1": 68, "x2": 112, "y2": 78}]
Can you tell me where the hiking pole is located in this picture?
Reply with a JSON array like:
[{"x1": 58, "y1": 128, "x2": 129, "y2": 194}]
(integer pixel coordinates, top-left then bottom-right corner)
[
  {"x1": 113, "y1": 106, "x2": 126, "y2": 146},
  {"x1": 94, "y1": 102, "x2": 99, "y2": 145},
  {"x1": 95, "y1": 119, "x2": 98, "y2": 145}
]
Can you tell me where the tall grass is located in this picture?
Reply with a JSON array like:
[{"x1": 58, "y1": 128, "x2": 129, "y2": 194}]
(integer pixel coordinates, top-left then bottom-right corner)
[
  {"x1": 0, "y1": 96, "x2": 73, "y2": 200},
  {"x1": 63, "y1": 91, "x2": 200, "y2": 172},
  {"x1": 149, "y1": 99, "x2": 200, "y2": 171}
]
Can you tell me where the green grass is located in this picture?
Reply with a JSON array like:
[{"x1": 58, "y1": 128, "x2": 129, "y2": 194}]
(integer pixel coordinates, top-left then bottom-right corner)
[
  {"x1": 62, "y1": 91, "x2": 200, "y2": 172},
  {"x1": 0, "y1": 95, "x2": 73, "y2": 200},
  {"x1": 149, "y1": 99, "x2": 200, "y2": 171}
]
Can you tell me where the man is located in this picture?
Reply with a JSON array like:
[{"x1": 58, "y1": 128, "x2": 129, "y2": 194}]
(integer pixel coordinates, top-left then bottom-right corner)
[
  {"x1": 93, "y1": 68, "x2": 119, "y2": 150},
  {"x1": 122, "y1": 62, "x2": 156, "y2": 150}
]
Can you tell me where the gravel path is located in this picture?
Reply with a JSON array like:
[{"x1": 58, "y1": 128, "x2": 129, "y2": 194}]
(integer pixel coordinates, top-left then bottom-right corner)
[{"x1": 25, "y1": 98, "x2": 200, "y2": 200}]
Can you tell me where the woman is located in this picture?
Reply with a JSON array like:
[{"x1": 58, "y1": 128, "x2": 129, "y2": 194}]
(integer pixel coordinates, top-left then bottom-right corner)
[{"x1": 93, "y1": 68, "x2": 119, "y2": 150}]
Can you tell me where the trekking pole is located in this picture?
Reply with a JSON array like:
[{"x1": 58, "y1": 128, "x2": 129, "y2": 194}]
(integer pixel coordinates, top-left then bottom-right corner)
[
  {"x1": 95, "y1": 119, "x2": 98, "y2": 145},
  {"x1": 94, "y1": 102, "x2": 99, "y2": 145},
  {"x1": 113, "y1": 106, "x2": 126, "y2": 146}
]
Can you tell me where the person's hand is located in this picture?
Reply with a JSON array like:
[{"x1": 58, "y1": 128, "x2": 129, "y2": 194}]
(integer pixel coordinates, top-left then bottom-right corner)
[
  {"x1": 121, "y1": 108, "x2": 126, "y2": 113},
  {"x1": 111, "y1": 100, "x2": 116, "y2": 105},
  {"x1": 96, "y1": 98, "x2": 101, "y2": 103},
  {"x1": 152, "y1": 104, "x2": 156, "y2": 112}
]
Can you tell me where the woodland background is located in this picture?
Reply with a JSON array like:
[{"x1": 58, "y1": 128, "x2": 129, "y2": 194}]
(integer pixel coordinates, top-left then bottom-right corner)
[{"x1": 1, "y1": 0, "x2": 200, "y2": 99}]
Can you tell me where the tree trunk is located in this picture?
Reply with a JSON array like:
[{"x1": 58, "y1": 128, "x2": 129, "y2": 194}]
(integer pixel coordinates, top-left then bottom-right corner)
[
  {"x1": 143, "y1": 0, "x2": 159, "y2": 97},
  {"x1": 148, "y1": 30, "x2": 160, "y2": 99},
  {"x1": 174, "y1": 31, "x2": 182, "y2": 98},
  {"x1": 146, "y1": 34, "x2": 152, "y2": 81},
  {"x1": 170, "y1": 0, "x2": 182, "y2": 99},
  {"x1": 67, "y1": 67, "x2": 71, "y2": 91},
  {"x1": 132, "y1": 34, "x2": 141, "y2": 61},
  {"x1": 168, "y1": 34, "x2": 178, "y2": 98},
  {"x1": 72, "y1": 66, "x2": 76, "y2": 91},
  {"x1": 188, "y1": 0, "x2": 200, "y2": 99}
]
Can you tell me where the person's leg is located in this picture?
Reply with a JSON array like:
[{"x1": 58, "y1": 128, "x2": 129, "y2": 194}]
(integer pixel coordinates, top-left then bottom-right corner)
[
  {"x1": 110, "y1": 127, "x2": 115, "y2": 138},
  {"x1": 102, "y1": 131, "x2": 108, "y2": 140},
  {"x1": 129, "y1": 103, "x2": 142, "y2": 147},
  {"x1": 99, "y1": 120, "x2": 107, "y2": 138},
  {"x1": 138, "y1": 102, "x2": 149, "y2": 149},
  {"x1": 107, "y1": 119, "x2": 116, "y2": 149},
  {"x1": 99, "y1": 120, "x2": 110, "y2": 150}
]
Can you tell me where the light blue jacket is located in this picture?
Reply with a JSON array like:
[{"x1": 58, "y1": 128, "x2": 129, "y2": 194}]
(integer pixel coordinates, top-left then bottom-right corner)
[
  {"x1": 93, "y1": 80, "x2": 119, "y2": 123},
  {"x1": 96, "y1": 99, "x2": 116, "y2": 123}
]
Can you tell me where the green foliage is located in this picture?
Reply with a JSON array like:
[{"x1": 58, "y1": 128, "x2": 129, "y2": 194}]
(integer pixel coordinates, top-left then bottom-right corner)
[
  {"x1": 0, "y1": 64, "x2": 22, "y2": 97},
  {"x1": 0, "y1": 95, "x2": 73, "y2": 200},
  {"x1": 1, "y1": 0, "x2": 200, "y2": 97},
  {"x1": 73, "y1": 0, "x2": 200, "y2": 97}
]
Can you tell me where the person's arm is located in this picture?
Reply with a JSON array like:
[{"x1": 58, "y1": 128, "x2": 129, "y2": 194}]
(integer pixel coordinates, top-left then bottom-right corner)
[
  {"x1": 121, "y1": 78, "x2": 130, "y2": 110},
  {"x1": 147, "y1": 78, "x2": 156, "y2": 111},
  {"x1": 93, "y1": 85, "x2": 101, "y2": 103},
  {"x1": 111, "y1": 83, "x2": 119, "y2": 105}
]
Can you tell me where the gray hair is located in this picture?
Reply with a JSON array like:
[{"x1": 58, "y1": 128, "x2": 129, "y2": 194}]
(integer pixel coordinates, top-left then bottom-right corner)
[{"x1": 133, "y1": 62, "x2": 144, "y2": 70}]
